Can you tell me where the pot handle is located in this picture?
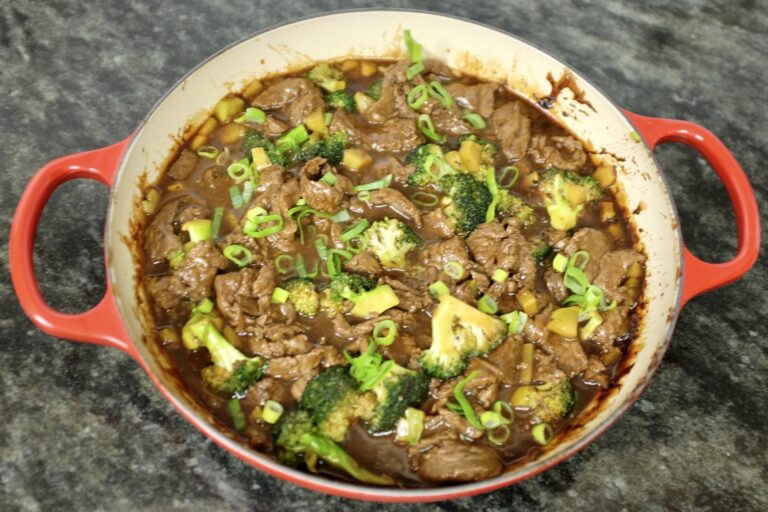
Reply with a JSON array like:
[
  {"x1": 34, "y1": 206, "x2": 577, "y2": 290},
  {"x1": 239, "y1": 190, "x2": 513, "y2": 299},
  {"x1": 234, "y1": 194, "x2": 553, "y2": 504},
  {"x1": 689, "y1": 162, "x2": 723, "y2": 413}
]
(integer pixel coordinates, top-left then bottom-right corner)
[
  {"x1": 9, "y1": 138, "x2": 134, "y2": 353},
  {"x1": 623, "y1": 110, "x2": 761, "y2": 307}
]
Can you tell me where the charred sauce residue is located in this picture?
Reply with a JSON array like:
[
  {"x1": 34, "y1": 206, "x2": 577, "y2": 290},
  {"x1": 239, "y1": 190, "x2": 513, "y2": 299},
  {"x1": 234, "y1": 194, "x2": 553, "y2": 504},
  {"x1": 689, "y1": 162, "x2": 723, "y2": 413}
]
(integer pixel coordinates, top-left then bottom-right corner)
[{"x1": 539, "y1": 70, "x2": 595, "y2": 112}]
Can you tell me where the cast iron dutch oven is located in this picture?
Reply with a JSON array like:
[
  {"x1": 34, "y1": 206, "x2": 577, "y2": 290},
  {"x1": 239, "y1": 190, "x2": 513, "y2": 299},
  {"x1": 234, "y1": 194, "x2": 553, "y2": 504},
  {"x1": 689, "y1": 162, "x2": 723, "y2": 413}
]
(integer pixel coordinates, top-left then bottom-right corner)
[{"x1": 9, "y1": 10, "x2": 760, "y2": 502}]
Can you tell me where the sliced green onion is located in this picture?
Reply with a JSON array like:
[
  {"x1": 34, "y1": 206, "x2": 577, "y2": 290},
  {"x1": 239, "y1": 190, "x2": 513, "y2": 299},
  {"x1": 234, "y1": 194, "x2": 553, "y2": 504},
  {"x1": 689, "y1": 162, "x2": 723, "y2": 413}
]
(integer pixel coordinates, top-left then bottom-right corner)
[
  {"x1": 411, "y1": 191, "x2": 439, "y2": 208},
  {"x1": 406, "y1": 62, "x2": 425, "y2": 80},
  {"x1": 417, "y1": 114, "x2": 446, "y2": 143},
  {"x1": 276, "y1": 124, "x2": 309, "y2": 154},
  {"x1": 403, "y1": 29, "x2": 424, "y2": 79},
  {"x1": 443, "y1": 261, "x2": 465, "y2": 280},
  {"x1": 485, "y1": 166, "x2": 500, "y2": 222},
  {"x1": 275, "y1": 254, "x2": 294, "y2": 274},
  {"x1": 563, "y1": 266, "x2": 589, "y2": 295},
  {"x1": 427, "y1": 80, "x2": 453, "y2": 108},
  {"x1": 244, "y1": 214, "x2": 284, "y2": 238},
  {"x1": 181, "y1": 219, "x2": 212, "y2": 243},
  {"x1": 488, "y1": 424, "x2": 511, "y2": 445},
  {"x1": 493, "y1": 400, "x2": 515, "y2": 423},
  {"x1": 553, "y1": 253, "x2": 569, "y2": 273},
  {"x1": 296, "y1": 198, "x2": 307, "y2": 206},
  {"x1": 396, "y1": 407, "x2": 425, "y2": 446},
  {"x1": 196, "y1": 297, "x2": 214, "y2": 314},
  {"x1": 223, "y1": 244, "x2": 252, "y2": 267},
  {"x1": 211, "y1": 207, "x2": 224, "y2": 239},
  {"x1": 167, "y1": 249, "x2": 186, "y2": 269},
  {"x1": 499, "y1": 165, "x2": 520, "y2": 188},
  {"x1": 330, "y1": 209, "x2": 351, "y2": 223},
  {"x1": 353, "y1": 174, "x2": 392, "y2": 192},
  {"x1": 462, "y1": 111, "x2": 486, "y2": 129},
  {"x1": 246, "y1": 207, "x2": 268, "y2": 219},
  {"x1": 480, "y1": 410, "x2": 509, "y2": 429},
  {"x1": 491, "y1": 269, "x2": 509, "y2": 283},
  {"x1": 580, "y1": 311, "x2": 604, "y2": 340},
  {"x1": 357, "y1": 190, "x2": 371, "y2": 202},
  {"x1": 315, "y1": 237, "x2": 329, "y2": 260},
  {"x1": 406, "y1": 84, "x2": 428, "y2": 110},
  {"x1": 326, "y1": 248, "x2": 352, "y2": 277},
  {"x1": 531, "y1": 422, "x2": 554, "y2": 445},
  {"x1": 569, "y1": 251, "x2": 590, "y2": 270},
  {"x1": 320, "y1": 172, "x2": 337, "y2": 186},
  {"x1": 452, "y1": 370, "x2": 483, "y2": 430},
  {"x1": 478, "y1": 294, "x2": 498, "y2": 315},
  {"x1": 372, "y1": 320, "x2": 397, "y2": 346},
  {"x1": 271, "y1": 287, "x2": 289, "y2": 304},
  {"x1": 229, "y1": 185, "x2": 244, "y2": 209},
  {"x1": 227, "y1": 160, "x2": 251, "y2": 182},
  {"x1": 261, "y1": 400, "x2": 284, "y2": 424},
  {"x1": 235, "y1": 107, "x2": 267, "y2": 124},
  {"x1": 630, "y1": 131, "x2": 641, "y2": 143},
  {"x1": 323, "y1": 112, "x2": 333, "y2": 126},
  {"x1": 341, "y1": 219, "x2": 369, "y2": 242},
  {"x1": 500, "y1": 310, "x2": 528, "y2": 335},
  {"x1": 228, "y1": 399, "x2": 246, "y2": 432},
  {"x1": 428, "y1": 280, "x2": 450, "y2": 299},
  {"x1": 294, "y1": 254, "x2": 319, "y2": 279},
  {"x1": 241, "y1": 180, "x2": 254, "y2": 204},
  {"x1": 196, "y1": 145, "x2": 220, "y2": 159}
]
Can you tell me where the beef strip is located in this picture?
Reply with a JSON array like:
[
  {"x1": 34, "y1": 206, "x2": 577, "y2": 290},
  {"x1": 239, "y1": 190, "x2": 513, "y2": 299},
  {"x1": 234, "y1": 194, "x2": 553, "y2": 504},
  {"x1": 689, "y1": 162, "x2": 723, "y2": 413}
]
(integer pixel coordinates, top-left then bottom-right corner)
[
  {"x1": 378, "y1": 276, "x2": 435, "y2": 313},
  {"x1": 420, "y1": 208, "x2": 454, "y2": 240},
  {"x1": 368, "y1": 188, "x2": 422, "y2": 227},
  {"x1": 594, "y1": 249, "x2": 644, "y2": 302},
  {"x1": 445, "y1": 82, "x2": 497, "y2": 118},
  {"x1": 173, "y1": 242, "x2": 228, "y2": 302},
  {"x1": 167, "y1": 149, "x2": 198, "y2": 180},
  {"x1": 265, "y1": 346, "x2": 345, "y2": 380},
  {"x1": 490, "y1": 101, "x2": 532, "y2": 160},
  {"x1": 299, "y1": 157, "x2": 350, "y2": 213},
  {"x1": 539, "y1": 334, "x2": 589, "y2": 378},
  {"x1": 343, "y1": 251, "x2": 382, "y2": 276},
  {"x1": 330, "y1": 110, "x2": 423, "y2": 153},
  {"x1": 562, "y1": 228, "x2": 613, "y2": 280},
  {"x1": 144, "y1": 200, "x2": 182, "y2": 262},
  {"x1": 417, "y1": 440, "x2": 502, "y2": 483}
]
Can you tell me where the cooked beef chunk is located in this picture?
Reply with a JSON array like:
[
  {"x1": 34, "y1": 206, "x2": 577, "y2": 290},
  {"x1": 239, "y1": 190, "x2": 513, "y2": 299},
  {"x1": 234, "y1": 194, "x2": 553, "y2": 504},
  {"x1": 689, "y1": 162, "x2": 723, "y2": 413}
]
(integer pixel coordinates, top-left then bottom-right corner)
[
  {"x1": 144, "y1": 200, "x2": 182, "y2": 262},
  {"x1": 251, "y1": 77, "x2": 325, "y2": 126},
  {"x1": 167, "y1": 149, "x2": 198, "y2": 180},
  {"x1": 445, "y1": 82, "x2": 497, "y2": 118},
  {"x1": 368, "y1": 188, "x2": 422, "y2": 227},
  {"x1": 173, "y1": 242, "x2": 228, "y2": 301},
  {"x1": 299, "y1": 157, "x2": 350, "y2": 213},
  {"x1": 418, "y1": 440, "x2": 502, "y2": 483},
  {"x1": 330, "y1": 109, "x2": 423, "y2": 152},
  {"x1": 490, "y1": 101, "x2": 531, "y2": 160},
  {"x1": 529, "y1": 134, "x2": 587, "y2": 171},
  {"x1": 343, "y1": 251, "x2": 382, "y2": 276}
]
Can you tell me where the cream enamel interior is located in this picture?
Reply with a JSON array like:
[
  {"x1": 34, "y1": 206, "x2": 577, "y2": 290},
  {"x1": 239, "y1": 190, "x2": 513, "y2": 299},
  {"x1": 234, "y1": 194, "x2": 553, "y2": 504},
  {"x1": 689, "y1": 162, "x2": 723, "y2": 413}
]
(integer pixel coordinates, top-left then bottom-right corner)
[{"x1": 106, "y1": 10, "x2": 682, "y2": 498}]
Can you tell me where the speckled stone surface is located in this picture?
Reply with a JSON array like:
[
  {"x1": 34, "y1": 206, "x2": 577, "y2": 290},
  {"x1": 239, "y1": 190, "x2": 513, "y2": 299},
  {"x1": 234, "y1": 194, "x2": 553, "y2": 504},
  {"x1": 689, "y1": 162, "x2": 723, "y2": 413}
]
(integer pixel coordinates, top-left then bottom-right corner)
[{"x1": 1, "y1": 1, "x2": 766, "y2": 510}]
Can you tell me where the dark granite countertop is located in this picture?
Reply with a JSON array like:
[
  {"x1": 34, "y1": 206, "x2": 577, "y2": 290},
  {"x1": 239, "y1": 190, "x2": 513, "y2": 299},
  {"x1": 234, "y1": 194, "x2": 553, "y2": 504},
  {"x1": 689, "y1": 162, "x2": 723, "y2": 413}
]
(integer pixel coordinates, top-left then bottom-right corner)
[{"x1": 1, "y1": 1, "x2": 766, "y2": 510}]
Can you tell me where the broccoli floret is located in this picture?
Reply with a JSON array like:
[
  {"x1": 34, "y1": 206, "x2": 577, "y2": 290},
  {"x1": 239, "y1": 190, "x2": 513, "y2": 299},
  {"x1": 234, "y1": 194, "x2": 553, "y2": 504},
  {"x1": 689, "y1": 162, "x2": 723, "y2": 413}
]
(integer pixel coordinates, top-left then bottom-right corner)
[
  {"x1": 439, "y1": 173, "x2": 492, "y2": 236},
  {"x1": 325, "y1": 91, "x2": 355, "y2": 112},
  {"x1": 274, "y1": 409, "x2": 395, "y2": 485},
  {"x1": 532, "y1": 241, "x2": 552, "y2": 264},
  {"x1": 184, "y1": 313, "x2": 266, "y2": 397},
  {"x1": 363, "y1": 218, "x2": 421, "y2": 268},
  {"x1": 284, "y1": 278, "x2": 320, "y2": 317},
  {"x1": 539, "y1": 168, "x2": 602, "y2": 231},
  {"x1": 511, "y1": 379, "x2": 576, "y2": 424},
  {"x1": 497, "y1": 189, "x2": 534, "y2": 224},
  {"x1": 405, "y1": 144, "x2": 456, "y2": 187},
  {"x1": 329, "y1": 272, "x2": 376, "y2": 302},
  {"x1": 367, "y1": 364, "x2": 429, "y2": 432},
  {"x1": 306, "y1": 63, "x2": 346, "y2": 93},
  {"x1": 366, "y1": 80, "x2": 383, "y2": 100},
  {"x1": 326, "y1": 272, "x2": 400, "y2": 318},
  {"x1": 241, "y1": 129, "x2": 287, "y2": 166},
  {"x1": 420, "y1": 294, "x2": 507, "y2": 379},
  {"x1": 296, "y1": 131, "x2": 348, "y2": 165},
  {"x1": 299, "y1": 365, "x2": 376, "y2": 442}
]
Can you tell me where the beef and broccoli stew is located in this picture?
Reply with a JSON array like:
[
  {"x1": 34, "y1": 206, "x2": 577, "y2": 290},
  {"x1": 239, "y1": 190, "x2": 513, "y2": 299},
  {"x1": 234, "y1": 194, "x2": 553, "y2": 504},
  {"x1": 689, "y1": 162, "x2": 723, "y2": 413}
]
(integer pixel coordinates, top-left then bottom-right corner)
[{"x1": 140, "y1": 31, "x2": 645, "y2": 487}]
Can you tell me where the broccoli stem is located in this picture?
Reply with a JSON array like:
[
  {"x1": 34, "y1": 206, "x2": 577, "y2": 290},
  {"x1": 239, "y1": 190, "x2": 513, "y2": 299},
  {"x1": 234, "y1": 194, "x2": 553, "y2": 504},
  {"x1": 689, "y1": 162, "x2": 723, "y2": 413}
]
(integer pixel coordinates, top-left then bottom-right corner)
[
  {"x1": 188, "y1": 318, "x2": 244, "y2": 372},
  {"x1": 299, "y1": 433, "x2": 395, "y2": 485}
]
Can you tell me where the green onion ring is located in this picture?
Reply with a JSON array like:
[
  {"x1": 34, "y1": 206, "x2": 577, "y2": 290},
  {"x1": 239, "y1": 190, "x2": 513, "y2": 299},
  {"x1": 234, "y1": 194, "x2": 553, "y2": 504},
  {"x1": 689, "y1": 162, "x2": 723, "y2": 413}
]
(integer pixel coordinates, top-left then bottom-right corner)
[
  {"x1": 563, "y1": 266, "x2": 588, "y2": 295},
  {"x1": 488, "y1": 424, "x2": 511, "y2": 445},
  {"x1": 427, "y1": 80, "x2": 453, "y2": 108},
  {"x1": 417, "y1": 114, "x2": 446, "y2": 143},
  {"x1": 261, "y1": 400, "x2": 284, "y2": 424},
  {"x1": 320, "y1": 172, "x2": 337, "y2": 186},
  {"x1": 478, "y1": 295, "x2": 498, "y2": 315},
  {"x1": 357, "y1": 190, "x2": 372, "y2": 202},
  {"x1": 443, "y1": 261, "x2": 465, "y2": 280},
  {"x1": 353, "y1": 174, "x2": 392, "y2": 192},
  {"x1": 223, "y1": 244, "x2": 252, "y2": 267},
  {"x1": 196, "y1": 146, "x2": 220, "y2": 160},
  {"x1": 274, "y1": 254, "x2": 294, "y2": 274},
  {"x1": 330, "y1": 209, "x2": 351, "y2": 223},
  {"x1": 569, "y1": 250, "x2": 590, "y2": 270},
  {"x1": 244, "y1": 214, "x2": 284, "y2": 238},
  {"x1": 227, "y1": 160, "x2": 251, "y2": 182},
  {"x1": 406, "y1": 84, "x2": 429, "y2": 110},
  {"x1": 428, "y1": 280, "x2": 450, "y2": 299},
  {"x1": 499, "y1": 165, "x2": 520, "y2": 188},
  {"x1": 531, "y1": 422, "x2": 554, "y2": 445},
  {"x1": 229, "y1": 185, "x2": 244, "y2": 209},
  {"x1": 372, "y1": 320, "x2": 397, "y2": 346},
  {"x1": 210, "y1": 207, "x2": 224, "y2": 239},
  {"x1": 462, "y1": 111, "x2": 486, "y2": 129},
  {"x1": 411, "y1": 191, "x2": 439, "y2": 208},
  {"x1": 228, "y1": 399, "x2": 246, "y2": 432}
]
